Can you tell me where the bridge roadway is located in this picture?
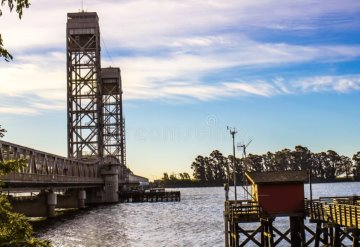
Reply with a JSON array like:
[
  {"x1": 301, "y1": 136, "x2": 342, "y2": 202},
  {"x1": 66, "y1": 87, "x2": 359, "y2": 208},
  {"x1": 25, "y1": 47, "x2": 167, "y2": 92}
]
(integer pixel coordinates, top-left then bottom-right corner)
[{"x1": 0, "y1": 140, "x2": 148, "y2": 217}]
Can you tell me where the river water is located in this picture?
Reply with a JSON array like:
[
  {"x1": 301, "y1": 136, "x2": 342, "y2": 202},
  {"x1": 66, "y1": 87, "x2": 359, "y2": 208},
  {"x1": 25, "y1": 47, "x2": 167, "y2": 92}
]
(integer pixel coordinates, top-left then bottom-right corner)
[{"x1": 36, "y1": 182, "x2": 360, "y2": 247}]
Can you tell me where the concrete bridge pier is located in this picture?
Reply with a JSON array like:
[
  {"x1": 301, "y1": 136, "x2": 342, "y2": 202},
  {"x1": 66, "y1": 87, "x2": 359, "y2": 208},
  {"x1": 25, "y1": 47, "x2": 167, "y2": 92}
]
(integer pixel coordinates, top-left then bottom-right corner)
[
  {"x1": 78, "y1": 189, "x2": 86, "y2": 208},
  {"x1": 84, "y1": 165, "x2": 120, "y2": 204},
  {"x1": 47, "y1": 191, "x2": 57, "y2": 218},
  {"x1": 101, "y1": 164, "x2": 119, "y2": 203},
  {"x1": 56, "y1": 189, "x2": 86, "y2": 209}
]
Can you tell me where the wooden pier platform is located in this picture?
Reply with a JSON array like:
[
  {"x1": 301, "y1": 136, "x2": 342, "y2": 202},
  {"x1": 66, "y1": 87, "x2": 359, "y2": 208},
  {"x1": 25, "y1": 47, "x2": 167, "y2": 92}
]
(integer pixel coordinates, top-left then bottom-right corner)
[
  {"x1": 119, "y1": 190, "x2": 180, "y2": 203},
  {"x1": 224, "y1": 197, "x2": 360, "y2": 247},
  {"x1": 224, "y1": 172, "x2": 360, "y2": 246}
]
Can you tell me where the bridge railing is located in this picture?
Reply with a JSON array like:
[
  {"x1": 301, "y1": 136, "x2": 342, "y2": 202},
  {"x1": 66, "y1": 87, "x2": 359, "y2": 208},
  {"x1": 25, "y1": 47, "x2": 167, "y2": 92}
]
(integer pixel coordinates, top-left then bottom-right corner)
[{"x1": 0, "y1": 140, "x2": 103, "y2": 186}]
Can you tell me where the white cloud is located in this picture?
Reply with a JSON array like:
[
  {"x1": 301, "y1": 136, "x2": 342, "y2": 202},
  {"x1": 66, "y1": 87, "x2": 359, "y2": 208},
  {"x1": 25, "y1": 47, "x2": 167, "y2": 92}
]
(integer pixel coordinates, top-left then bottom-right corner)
[
  {"x1": 294, "y1": 75, "x2": 360, "y2": 93},
  {"x1": 0, "y1": 105, "x2": 39, "y2": 115}
]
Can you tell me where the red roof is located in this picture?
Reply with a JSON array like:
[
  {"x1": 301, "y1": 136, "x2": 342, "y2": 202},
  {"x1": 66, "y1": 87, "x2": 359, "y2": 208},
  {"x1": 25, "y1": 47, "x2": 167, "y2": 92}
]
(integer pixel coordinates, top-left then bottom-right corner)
[{"x1": 246, "y1": 170, "x2": 308, "y2": 185}]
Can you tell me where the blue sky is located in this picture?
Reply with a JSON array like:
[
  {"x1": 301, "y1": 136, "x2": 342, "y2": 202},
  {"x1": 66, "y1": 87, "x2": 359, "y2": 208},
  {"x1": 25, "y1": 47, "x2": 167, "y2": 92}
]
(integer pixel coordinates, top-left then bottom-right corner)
[{"x1": 1, "y1": 0, "x2": 360, "y2": 180}]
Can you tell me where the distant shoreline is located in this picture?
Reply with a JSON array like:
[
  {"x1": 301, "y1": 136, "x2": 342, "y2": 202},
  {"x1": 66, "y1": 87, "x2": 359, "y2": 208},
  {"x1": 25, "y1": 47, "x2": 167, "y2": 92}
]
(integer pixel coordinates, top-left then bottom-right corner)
[{"x1": 159, "y1": 178, "x2": 360, "y2": 189}]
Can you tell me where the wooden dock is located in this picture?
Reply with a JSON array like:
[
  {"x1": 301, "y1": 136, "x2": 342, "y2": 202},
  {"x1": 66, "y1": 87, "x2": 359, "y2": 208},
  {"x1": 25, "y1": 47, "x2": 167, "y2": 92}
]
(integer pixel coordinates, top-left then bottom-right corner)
[
  {"x1": 224, "y1": 197, "x2": 360, "y2": 247},
  {"x1": 119, "y1": 190, "x2": 180, "y2": 203},
  {"x1": 307, "y1": 197, "x2": 360, "y2": 247},
  {"x1": 224, "y1": 171, "x2": 360, "y2": 246}
]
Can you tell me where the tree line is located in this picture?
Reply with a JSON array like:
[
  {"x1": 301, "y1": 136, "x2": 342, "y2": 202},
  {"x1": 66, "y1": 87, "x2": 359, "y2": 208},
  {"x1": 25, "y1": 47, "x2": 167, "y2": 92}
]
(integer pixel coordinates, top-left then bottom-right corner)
[{"x1": 157, "y1": 146, "x2": 360, "y2": 187}]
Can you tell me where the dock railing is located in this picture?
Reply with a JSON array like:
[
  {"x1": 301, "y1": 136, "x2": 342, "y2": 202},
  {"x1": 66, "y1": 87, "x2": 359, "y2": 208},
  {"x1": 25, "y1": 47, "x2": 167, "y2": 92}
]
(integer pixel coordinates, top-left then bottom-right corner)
[
  {"x1": 308, "y1": 198, "x2": 360, "y2": 229},
  {"x1": 225, "y1": 200, "x2": 261, "y2": 222}
]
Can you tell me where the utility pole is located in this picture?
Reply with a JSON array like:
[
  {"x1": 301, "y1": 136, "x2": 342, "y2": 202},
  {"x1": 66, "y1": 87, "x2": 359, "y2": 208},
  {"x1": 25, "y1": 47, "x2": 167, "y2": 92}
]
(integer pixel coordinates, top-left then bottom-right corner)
[{"x1": 227, "y1": 126, "x2": 238, "y2": 202}]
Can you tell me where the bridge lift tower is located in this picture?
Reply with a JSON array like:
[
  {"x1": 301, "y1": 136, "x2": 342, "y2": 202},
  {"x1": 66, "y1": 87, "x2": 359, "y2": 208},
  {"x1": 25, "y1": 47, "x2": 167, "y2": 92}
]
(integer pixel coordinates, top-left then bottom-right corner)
[{"x1": 66, "y1": 12, "x2": 125, "y2": 165}]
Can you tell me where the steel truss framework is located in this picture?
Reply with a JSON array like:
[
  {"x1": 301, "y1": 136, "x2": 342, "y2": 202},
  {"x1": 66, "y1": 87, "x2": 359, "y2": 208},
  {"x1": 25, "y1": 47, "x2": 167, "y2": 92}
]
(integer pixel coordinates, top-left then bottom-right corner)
[
  {"x1": 67, "y1": 12, "x2": 102, "y2": 159},
  {"x1": 101, "y1": 67, "x2": 124, "y2": 163},
  {"x1": 0, "y1": 140, "x2": 102, "y2": 187},
  {"x1": 66, "y1": 12, "x2": 125, "y2": 164}
]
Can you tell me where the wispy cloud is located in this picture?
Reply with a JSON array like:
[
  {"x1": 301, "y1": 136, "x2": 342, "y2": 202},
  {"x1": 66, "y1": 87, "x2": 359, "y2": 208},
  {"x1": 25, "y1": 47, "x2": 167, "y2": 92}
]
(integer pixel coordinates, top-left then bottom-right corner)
[
  {"x1": 294, "y1": 75, "x2": 360, "y2": 93},
  {"x1": 0, "y1": 105, "x2": 39, "y2": 115}
]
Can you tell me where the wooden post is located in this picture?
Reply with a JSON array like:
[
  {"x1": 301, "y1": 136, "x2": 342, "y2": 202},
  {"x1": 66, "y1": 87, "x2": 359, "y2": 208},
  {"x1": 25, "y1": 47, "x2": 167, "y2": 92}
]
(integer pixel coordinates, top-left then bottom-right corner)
[
  {"x1": 290, "y1": 216, "x2": 304, "y2": 247},
  {"x1": 314, "y1": 222, "x2": 321, "y2": 247},
  {"x1": 323, "y1": 224, "x2": 329, "y2": 246},
  {"x1": 269, "y1": 219, "x2": 275, "y2": 247},
  {"x1": 261, "y1": 218, "x2": 274, "y2": 247},
  {"x1": 353, "y1": 229, "x2": 360, "y2": 247},
  {"x1": 224, "y1": 213, "x2": 229, "y2": 247},
  {"x1": 261, "y1": 220, "x2": 266, "y2": 247},
  {"x1": 329, "y1": 225, "x2": 334, "y2": 246},
  {"x1": 230, "y1": 222, "x2": 234, "y2": 247},
  {"x1": 333, "y1": 225, "x2": 340, "y2": 247},
  {"x1": 235, "y1": 223, "x2": 239, "y2": 247}
]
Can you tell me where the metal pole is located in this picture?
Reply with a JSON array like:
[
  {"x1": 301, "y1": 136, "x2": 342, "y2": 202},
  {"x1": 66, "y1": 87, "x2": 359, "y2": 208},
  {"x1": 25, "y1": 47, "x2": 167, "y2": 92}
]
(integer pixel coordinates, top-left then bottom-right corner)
[
  {"x1": 232, "y1": 131, "x2": 237, "y2": 202},
  {"x1": 309, "y1": 169, "x2": 313, "y2": 203},
  {"x1": 227, "y1": 126, "x2": 238, "y2": 202}
]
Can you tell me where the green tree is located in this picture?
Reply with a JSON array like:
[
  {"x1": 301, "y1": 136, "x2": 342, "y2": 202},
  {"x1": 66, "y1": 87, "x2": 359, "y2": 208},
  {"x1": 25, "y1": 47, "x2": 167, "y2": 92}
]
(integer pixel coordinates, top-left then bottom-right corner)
[
  {"x1": 191, "y1": 155, "x2": 207, "y2": 182},
  {"x1": 169, "y1": 173, "x2": 177, "y2": 181},
  {"x1": 209, "y1": 150, "x2": 227, "y2": 183},
  {"x1": 182, "y1": 172, "x2": 191, "y2": 180},
  {"x1": 0, "y1": 125, "x2": 6, "y2": 137},
  {"x1": 323, "y1": 150, "x2": 342, "y2": 179},
  {"x1": 262, "y1": 152, "x2": 275, "y2": 171},
  {"x1": 247, "y1": 154, "x2": 263, "y2": 172},
  {"x1": 274, "y1": 149, "x2": 292, "y2": 171},
  {"x1": 352, "y1": 152, "x2": 360, "y2": 180},
  {"x1": 0, "y1": 0, "x2": 30, "y2": 61},
  {"x1": 339, "y1": 155, "x2": 353, "y2": 179},
  {"x1": 227, "y1": 155, "x2": 242, "y2": 185},
  {"x1": 162, "y1": 172, "x2": 169, "y2": 181},
  {"x1": 204, "y1": 157, "x2": 213, "y2": 183},
  {"x1": 292, "y1": 145, "x2": 313, "y2": 171}
]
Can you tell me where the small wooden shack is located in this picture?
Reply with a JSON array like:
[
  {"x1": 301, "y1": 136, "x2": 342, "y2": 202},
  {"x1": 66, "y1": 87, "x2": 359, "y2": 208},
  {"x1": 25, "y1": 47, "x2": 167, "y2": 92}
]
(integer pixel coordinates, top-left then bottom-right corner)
[{"x1": 245, "y1": 170, "x2": 308, "y2": 216}]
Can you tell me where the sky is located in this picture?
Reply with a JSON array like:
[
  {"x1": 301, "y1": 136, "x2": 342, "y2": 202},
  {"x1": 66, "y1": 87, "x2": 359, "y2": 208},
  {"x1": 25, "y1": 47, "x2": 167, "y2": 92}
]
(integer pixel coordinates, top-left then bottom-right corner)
[{"x1": 1, "y1": 0, "x2": 360, "y2": 180}]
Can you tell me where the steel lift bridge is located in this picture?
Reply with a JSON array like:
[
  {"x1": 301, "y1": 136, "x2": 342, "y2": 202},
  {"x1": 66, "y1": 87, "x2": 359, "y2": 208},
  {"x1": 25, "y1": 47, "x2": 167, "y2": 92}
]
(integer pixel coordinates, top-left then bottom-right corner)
[{"x1": 0, "y1": 12, "x2": 147, "y2": 218}]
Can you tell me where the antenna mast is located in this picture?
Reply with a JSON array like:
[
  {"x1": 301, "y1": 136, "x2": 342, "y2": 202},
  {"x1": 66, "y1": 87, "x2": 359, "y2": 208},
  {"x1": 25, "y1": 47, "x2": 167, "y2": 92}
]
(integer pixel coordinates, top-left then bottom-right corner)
[
  {"x1": 227, "y1": 126, "x2": 238, "y2": 202},
  {"x1": 238, "y1": 139, "x2": 253, "y2": 200}
]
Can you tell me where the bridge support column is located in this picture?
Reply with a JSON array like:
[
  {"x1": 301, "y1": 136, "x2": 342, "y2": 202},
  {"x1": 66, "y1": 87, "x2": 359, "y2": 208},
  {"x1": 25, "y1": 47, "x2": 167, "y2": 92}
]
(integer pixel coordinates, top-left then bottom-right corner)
[
  {"x1": 101, "y1": 164, "x2": 119, "y2": 203},
  {"x1": 57, "y1": 189, "x2": 86, "y2": 209},
  {"x1": 47, "y1": 191, "x2": 57, "y2": 218},
  {"x1": 78, "y1": 189, "x2": 86, "y2": 208}
]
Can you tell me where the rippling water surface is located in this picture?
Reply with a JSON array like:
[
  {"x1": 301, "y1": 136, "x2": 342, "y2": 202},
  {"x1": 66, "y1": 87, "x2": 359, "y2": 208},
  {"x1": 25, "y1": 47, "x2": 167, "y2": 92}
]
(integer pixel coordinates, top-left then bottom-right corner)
[{"x1": 36, "y1": 182, "x2": 360, "y2": 247}]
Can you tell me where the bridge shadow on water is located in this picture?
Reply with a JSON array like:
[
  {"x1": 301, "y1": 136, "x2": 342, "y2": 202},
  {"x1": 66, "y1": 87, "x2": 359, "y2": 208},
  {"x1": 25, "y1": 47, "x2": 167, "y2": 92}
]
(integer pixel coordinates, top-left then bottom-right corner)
[{"x1": 31, "y1": 204, "x2": 109, "y2": 235}]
